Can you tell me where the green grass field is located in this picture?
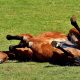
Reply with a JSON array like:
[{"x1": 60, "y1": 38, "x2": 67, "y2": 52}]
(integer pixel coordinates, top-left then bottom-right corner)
[{"x1": 0, "y1": 0, "x2": 80, "y2": 80}]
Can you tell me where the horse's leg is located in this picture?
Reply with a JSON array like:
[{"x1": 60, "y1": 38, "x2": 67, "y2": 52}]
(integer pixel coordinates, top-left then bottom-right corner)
[
  {"x1": 9, "y1": 44, "x2": 24, "y2": 52},
  {"x1": 6, "y1": 35, "x2": 23, "y2": 40},
  {"x1": 70, "y1": 16, "x2": 80, "y2": 32},
  {"x1": 51, "y1": 41, "x2": 75, "y2": 65},
  {"x1": 51, "y1": 41, "x2": 74, "y2": 57},
  {"x1": 9, "y1": 41, "x2": 29, "y2": 51},
  {"x1": 9, "y1": 43, "x2": 32, "y2": 62},
  {"x1": 9, "y1": 44, "x2": 25, "y2": 61}
]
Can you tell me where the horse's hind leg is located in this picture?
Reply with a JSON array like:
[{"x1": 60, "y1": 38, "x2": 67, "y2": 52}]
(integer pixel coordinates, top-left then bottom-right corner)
[
  {"x1": 70, "y1": 16, "x2": 80, "y2": 32},
  {"x1": 51, "y1": 41, "x2": 74, "y2": 57}
]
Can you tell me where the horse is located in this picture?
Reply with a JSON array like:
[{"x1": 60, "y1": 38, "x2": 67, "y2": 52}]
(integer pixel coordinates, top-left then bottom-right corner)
[
  {"x1": 6, "y1": 31, "x2": 76, "y2": 65},
  {"x1": 5, "y1": 16, "x2": 80, "y2": 65}
]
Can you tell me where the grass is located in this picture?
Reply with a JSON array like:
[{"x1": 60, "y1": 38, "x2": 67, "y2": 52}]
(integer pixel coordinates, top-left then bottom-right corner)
[
  {"x1": 0, "y1": 0, "x2": 80, "y2": 80},
  {"x1": 0, "y1": 62, "x2": 80, "y2": 80}
]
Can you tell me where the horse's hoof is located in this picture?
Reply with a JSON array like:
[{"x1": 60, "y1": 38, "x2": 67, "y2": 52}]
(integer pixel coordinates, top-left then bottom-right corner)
[{"x1": 6, "y1": 35, "x2": 12, "y2": 40}]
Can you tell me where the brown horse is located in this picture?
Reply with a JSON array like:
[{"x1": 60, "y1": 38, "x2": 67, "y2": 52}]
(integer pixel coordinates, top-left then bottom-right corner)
[
  {"x1": 5, "y1": 16, "x2": 80, "y2": 65},
  {"x1": 6, "y1": 32, "x2": 74, "y2": 65}
]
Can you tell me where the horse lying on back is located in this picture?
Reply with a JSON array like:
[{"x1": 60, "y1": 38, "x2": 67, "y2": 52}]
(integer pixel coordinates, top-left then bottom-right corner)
[
  {"x1": 6, "y1": 32, "x2": 68, "y2": 65},
  {"x1": 6, "y1": 15, "x2": 80, "y2": 66},
  {"x1": 1, "y1": 16, "x2": 80, "y2": 65}
]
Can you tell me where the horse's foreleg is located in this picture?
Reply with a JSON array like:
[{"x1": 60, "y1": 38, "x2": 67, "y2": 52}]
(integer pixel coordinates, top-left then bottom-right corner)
[
  {"x1": 9, "y1": 42, "x2": 29, "y2": 51},
  {"x1": 6, "y1": 35, "x2": 23, "y2": 40}
]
